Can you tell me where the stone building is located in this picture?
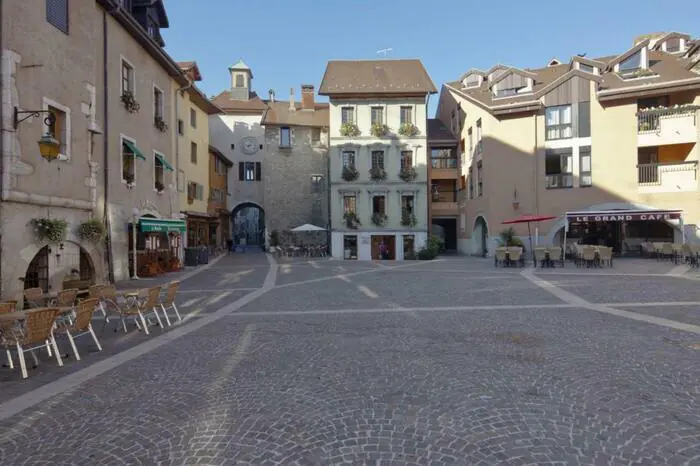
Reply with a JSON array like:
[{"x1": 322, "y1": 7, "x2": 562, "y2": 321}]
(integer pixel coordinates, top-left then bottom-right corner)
[
  {"x1": 261, "y1": 86, "x2": 329, "y2": 238},
  {"x1": 1, "y1": 0, "x2": 190, "y2": 303}
]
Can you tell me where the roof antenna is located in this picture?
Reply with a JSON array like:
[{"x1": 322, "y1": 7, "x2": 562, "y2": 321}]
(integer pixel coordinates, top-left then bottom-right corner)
[{"x1": 376, "y1": 48, "x2": 393, "y2": 57}]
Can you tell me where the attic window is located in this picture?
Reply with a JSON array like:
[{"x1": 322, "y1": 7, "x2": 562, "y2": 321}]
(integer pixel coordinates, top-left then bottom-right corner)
[
  {"x1": 665, "y1": 37, "x2": 681, "y2": 53},
  {"x1": 619, "y1": 51, "x2": 642, "y2": 72},
  {"x1": 578, "y1": 63, "x2": 595, "y2": 73},
  {"x1": 548, "y1": 59, "x2": 561, "y2": 67},
  {"x1": 463, "y1": 74, "x2": 481, "y2": 88}
]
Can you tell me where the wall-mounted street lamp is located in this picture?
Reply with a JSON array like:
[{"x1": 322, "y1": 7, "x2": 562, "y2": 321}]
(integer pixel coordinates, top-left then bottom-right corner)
[{"x1": 13, "y1": 107, "x2": 61, "y2": 162}]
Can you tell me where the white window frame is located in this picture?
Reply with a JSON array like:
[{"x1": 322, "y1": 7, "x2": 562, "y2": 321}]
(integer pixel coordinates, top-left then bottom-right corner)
[
  {"x1": 120, "y1": 56, "x2": 135, "y2": 96},
  {"x1": 153, "y1": 150, "x2": 165, "y2": 194},
  {"x1": 120, "y1": 134, "x2": 137, "y2": 185},
  {"x1": 42, "y1": 97, "x2": 71, "y2": 161},
  {"x1": 152, "y1": 83, "x2": 164, "y2": 121}
]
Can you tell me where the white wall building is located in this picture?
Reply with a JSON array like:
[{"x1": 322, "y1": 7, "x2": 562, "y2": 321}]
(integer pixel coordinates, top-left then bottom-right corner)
[{"x1": 319, "y1": 59, "x2": 437, "y2": 260}]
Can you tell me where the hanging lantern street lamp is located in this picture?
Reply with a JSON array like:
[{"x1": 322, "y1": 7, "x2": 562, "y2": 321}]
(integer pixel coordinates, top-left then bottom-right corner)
[{"x1": 13, "y1": 107, "x2": 61, "y2": 162}]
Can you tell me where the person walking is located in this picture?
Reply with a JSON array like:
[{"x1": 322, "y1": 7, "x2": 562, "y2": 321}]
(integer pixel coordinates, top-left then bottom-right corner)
[
  {"x1": 378, "y1": 240, "x2": 388, "y2": 260},
  {"x1": 239, "y1": 233, "x2": 247, "y2": 253}
]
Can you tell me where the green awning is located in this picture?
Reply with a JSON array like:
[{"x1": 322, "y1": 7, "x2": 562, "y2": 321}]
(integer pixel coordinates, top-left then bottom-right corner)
[
  {"x1": 123, "y1": 140, "x2": 146, "y2": 161},
  {"x1": 139, "y1": 217, "x2": 186, "y2": 233},
  {"x1": 155, "y1": 153, "x2": 174, "y2": 171}
]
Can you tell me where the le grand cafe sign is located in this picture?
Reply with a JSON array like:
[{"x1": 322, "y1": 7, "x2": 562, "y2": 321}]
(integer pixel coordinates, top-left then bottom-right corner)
[{"x1": 568, "y1": 212, "x2": 681, "y2": 223}]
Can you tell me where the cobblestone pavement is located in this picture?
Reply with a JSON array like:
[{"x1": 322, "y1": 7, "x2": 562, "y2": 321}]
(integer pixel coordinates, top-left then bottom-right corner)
[{"x1": 1, "y1": 255, "x2": 700, "y2": 465}]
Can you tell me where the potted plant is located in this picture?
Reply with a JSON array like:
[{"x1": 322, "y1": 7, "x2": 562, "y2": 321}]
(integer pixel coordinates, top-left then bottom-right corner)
[
  {"x1": 369, "y1": 167, "x2": 387, "y2": 181},
  {"x1": 340, "y1": 122, "x2": 360, "y2": 137},
  {"x1": 77, "y1": 218, "x2": 106, "y2": 243},
  {"x1": 120, "y1": 91, "x2": 140, "y2": 113},
  {"x1": 398, "y1": 166, "x2": 417, "y2": 182},
  {"x1": 371, "y1": 123, "x2": 389, "y2": 137},
  {"x1": 342, "y1": 166, "x2": 359, "y2": 181},
  {"x1": 371, "y1": 212, "x2": 387, "y2": 227},
  {"x1": 124, "y1": 174, "x2": 135, "y2": 187},
  {"x1": 398, "y1": 122, "x2": 419, "y2": 137},
  {"x1": 32, "y1": 217, "x2": 68, "y2": 243},
  {"x1": 155, "y1": 181, "x2": 165, "y2": 193},
  {"x1": 417, "y1": 235, "x2": 443, "y2": 260},
  {"x1": 401, "y1": 209, "x2": 416, "y2": 227},
  {"x1": 343, "y1": 212, "x2": 361, "y2": 229},
  {"x1": 497, "y1": 227, "x2": 525, "y2": 248},
  {"x1": 154, "y1": 116, "x2": 168, "y2": 133}
]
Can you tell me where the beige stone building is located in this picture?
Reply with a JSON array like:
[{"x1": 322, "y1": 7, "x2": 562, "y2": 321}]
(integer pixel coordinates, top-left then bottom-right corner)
[
  {"x1": 1, "y1": 0, "x2": 189, "y2": 302},
  {"x1": 261, "y1": 86, "x2": 329, "y2": 235},
  {"x1": 437, "y1": 32, "x2": 700, "y2": 256}
]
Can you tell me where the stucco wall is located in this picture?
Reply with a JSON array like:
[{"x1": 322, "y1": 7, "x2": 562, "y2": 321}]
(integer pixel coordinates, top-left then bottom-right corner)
[{"x1": 176, "y1": 90, "x2": 210, "y2": 215}]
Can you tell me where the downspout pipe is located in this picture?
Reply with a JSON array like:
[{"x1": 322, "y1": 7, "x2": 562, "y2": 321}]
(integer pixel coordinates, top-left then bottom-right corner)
[
  {"x1": 174, "y1": 81, "x2": 192, "y2": 255},
  {"x1": 0, "y1": 0, "x2": 9, "y2": 203},
  {"x1": 0, "y1": 0, "x2": 5, "y2": 294}
]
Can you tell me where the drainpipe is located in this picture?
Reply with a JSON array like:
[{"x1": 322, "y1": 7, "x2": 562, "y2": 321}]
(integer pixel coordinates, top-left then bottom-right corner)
[
  {"x1": 174, "y1": 81, "x2": 192, "y2": 257},
  {"x1": 0, "y1": 0, "x2": 4, "y2": 294},
  {"x1": 325, "y1": 126, "x2": 331, "y2": 254},
  {"x1": 102, "y1": 4, "x2": 118, "y2": 283}
]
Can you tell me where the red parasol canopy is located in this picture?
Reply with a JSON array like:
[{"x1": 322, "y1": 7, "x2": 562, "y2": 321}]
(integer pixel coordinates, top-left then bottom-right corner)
[{"x1": 502, "y1": 214, "x2": 557, "y2": 225}]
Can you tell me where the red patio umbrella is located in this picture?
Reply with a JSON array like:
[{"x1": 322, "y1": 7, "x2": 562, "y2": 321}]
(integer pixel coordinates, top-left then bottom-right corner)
[{"x1": 502, "y1": 214, "x2": 557, "y2": 265}]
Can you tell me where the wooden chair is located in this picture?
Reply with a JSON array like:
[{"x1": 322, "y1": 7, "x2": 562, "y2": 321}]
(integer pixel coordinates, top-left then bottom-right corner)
[
  {"x1": 56, "y1": 298, "x2": 102, "y2": 361},
  {"x1": 3, "y1": 308, "x2": 63, "y2": 379}
]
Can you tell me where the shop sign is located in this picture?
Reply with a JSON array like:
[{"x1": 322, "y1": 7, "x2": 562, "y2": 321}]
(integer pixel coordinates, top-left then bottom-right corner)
[{"x1": 568, "y1": 212, "x2": 681, "y2": 223}]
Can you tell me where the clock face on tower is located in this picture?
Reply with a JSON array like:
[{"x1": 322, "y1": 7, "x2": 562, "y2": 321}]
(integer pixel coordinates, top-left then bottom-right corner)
[{"x1": 241, "y1": 136, "x2": 259, "y2": 155}]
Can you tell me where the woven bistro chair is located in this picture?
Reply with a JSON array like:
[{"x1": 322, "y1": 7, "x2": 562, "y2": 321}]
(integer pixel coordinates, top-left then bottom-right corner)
[
  {"x1": 547, "y1": 247, "x2": 563, "y2": 268},
  {"x1": 3, "y1": 308, "x2": 63, "y2": 379},
  {"x1": 55, "y1": 298, "x2": 103, "y2": 361},
  {"x1": 507, "y1": 247, "x2": 523, "y2": 267},
  {"x1": 23, "y1": 287, "x2": 45, "y2": 309},
  {"x1": 0, "y1": 301, "x2": 17, "y2": 314},
  {"x1": 117, "y1": 286, "x2": 163, "y2": 335},
  {"x1": 159, "y1": 281, "x2": 183, "y2": 326},
  {"x1": 534, "y1": 248, "x2": 548, "y2": 268},
  {"x1": 598, "y1": 246, "x2": 614, "y2": 268},
  {"x1": 55, "y1": 288, "x2": 79, "y2": 325},
  {"x1": 494, "y1": 248, "x2": 507, "y2": 267},
  {"x1": 88, "y1": 285, "x2": 109, "y2": 318}
]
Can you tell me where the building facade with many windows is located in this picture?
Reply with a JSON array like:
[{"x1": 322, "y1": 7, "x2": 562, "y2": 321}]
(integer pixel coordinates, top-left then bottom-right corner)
[
  {"x1": 320, "y1": 60, "x2": 437, "y2": 260},
  {"x1": 437, "y1": 32, "x2": 700, "y2": 256}
]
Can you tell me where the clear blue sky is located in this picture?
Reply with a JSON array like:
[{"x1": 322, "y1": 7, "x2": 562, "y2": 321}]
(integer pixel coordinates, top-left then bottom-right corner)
[{"x1": 162, "y1": 0, "x2": 698, "y2": 116}]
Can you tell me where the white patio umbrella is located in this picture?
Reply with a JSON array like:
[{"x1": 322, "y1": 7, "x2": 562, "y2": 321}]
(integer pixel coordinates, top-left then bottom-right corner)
[{"x1": 289, "y1": 223, "x2": 326, "y2": 232}]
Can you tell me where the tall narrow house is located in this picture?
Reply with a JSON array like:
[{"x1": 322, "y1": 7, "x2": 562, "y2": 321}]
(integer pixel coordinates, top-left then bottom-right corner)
[{"x1": 319, "y1": 59, "x2": 437, "y2": 260}]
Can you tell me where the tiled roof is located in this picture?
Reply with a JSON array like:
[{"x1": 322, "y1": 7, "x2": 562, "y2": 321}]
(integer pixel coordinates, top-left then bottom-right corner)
[
  {"x1": 261, "y1": 101, "x2": 329, "y2": 127},
  {"x1": 427, "y1": 119, "x2": 457, "y2": 142},
  {"x1": 447, "y1": 33, "x2": 700, "y2": 114},
  {"x1": 211, "y1": 91, "x2": 268, "y2": 113},
  {"x1": 319, "y1": 59, "x2": 437, "y2": 95}
]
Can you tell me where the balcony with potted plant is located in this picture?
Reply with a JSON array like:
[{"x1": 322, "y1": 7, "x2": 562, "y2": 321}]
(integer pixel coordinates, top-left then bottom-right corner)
[
  {"x1": 340, "y1": 122, "x2": 361, "y2": 137},
  {"x1": 371, "y1": 123, "x2": 390, "y2": 138},
  {"x1": 154, "y1": 116, "x2": 168, "y2": 133},
  {"x1": 401, "y1": 209, "x2": 417, "y2": 227},
  {"x1": 343, "y1": 211, "x2": 361, "y2": 229},
  {"x1": 121, "y1": 91, "x2": 140, "y2": 113},
  {"x1": 398, "y1": 166, "x2": 417, "y2": 182},
  {"x1": 342, "y1": 165, "x2": 359, "y2": 182},
  {"x1": 155, "y1": 181, "x2": 165, "y2": 194},
  {"x1": 371, "y1": 212, "x2": 388, "y2": 227},
  {"x1": 398, "y1": 122, "x2": 419, "y2": 137},
  {"x1": 369, "y1": 167, "x2": 387, "y2": 182}
]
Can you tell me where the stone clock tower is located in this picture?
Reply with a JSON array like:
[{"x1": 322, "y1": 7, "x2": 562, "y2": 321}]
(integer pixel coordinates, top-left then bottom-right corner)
[{"x1": 229, "y1": 60, "x2": 252, "y2": 101}]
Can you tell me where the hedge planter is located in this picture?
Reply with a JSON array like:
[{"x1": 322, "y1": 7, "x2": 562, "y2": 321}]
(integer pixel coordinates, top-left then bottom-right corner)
[
  {"x1": 369, "y1": 167, "x2": 387, "y2": 181},
  {"x1": 398, "y1": 122, "x2": 419, "y2": 137},
  {"x1": 340, "y1": 122, "x2": 361, "y2": 137},
  {"x1": 77, "y1": 219, "x2": 106, "y2": 243},
  {"x1": 32, "y1": 218, "x2": 68, "y2": 243},
  {"x1": 342, "y1": 166, "x2": 359, "y2": 181},
  {"x1": 120, "y1": 91, "x2": 140, "y2": 113},
  {"x1": 371, "y1": 213, "x2": 388, "y2": 227},
  {"x1": 371, "y1": 123, "x2": 390, "y2": 137},
  {"x1": 343, "y1": 212, "x2": 361, "y2": 229},
  {"x1": 398, "y1": 166, "x2": 417, "y2": 182}
]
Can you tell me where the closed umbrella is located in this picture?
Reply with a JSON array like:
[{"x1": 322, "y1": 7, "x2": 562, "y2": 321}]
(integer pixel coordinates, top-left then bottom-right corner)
[{"x1": 502, "y1": 214, "x2": 557, "y2": 265}]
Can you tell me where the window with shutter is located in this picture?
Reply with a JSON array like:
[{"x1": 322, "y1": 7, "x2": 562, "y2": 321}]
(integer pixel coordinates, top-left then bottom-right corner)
[
  {"x1": 196, "y1": 184, "x2": 204, "y2": 200},
  {"x1": 46, "y1": 0, "x2": 69, "y2": 34},
  {"x1": 255, "y1": 162, "x2": 262, "y2": 181},
  {"x1": 238, "y1": 162, "x2": 245, "y2": 181}
]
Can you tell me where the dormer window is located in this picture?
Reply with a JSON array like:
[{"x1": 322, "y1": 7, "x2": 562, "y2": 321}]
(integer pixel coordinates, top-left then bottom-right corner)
[
  {"x1": 463, "y1": 74, "x2": 482, "y2": 88},
  {"x1": 492, "y1": 74, "x2": 533, "y2": 98},
  {"x1": 578, "y1": 63, "x2": 596, "y2": 74},
  {"x1": 664, "y1": 37, "x2": 682, "y2": 53},
  {"x1": 234, "y1": 74, "x2": 245, "y2": 88},
  {"x1": 619, "y1": 51, "x2": 642, "y2": 72}
]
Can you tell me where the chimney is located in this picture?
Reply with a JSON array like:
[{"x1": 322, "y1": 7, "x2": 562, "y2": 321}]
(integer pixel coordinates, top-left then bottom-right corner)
[
  {"x1": 301, "y1": 84, "x2": 315, "y2": 110},
  {"x1": 268, "y1": 89, "x2": 275, "y2": 103},
  {"x1": 289, "y1": 87, "x2": 295, "y2": 112}
]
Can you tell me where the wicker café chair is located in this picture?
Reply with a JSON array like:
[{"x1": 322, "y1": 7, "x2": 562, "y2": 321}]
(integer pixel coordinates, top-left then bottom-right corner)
[
  {"x1": 4, "y1": 308, "x2": 63, "y2": 379},
  {"x1": 118, "y1": 286, "x2": 163, "y2": 335},
  {"x1": 159, "y1": 281, "x2": 183, "y2": 326},
  {"x1": 88, "y1": 284, "x2": 109, "y2": 319},
  {"x1": 56, "y1": 298, "x2": 103, "y2": 361},
  {"x1": 23, "y1": 287, "x2": 45, "y2": 308}
]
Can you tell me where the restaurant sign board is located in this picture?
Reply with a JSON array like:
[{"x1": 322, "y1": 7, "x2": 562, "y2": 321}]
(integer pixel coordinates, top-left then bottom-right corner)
[{"x1": 566, "y1": 211, "x2": 682, "y2": 223}]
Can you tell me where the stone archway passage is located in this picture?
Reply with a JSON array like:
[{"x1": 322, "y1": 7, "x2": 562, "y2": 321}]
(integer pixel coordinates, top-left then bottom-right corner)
[
  {"x1": 232, "y1": 203, "x2": 265, "y2": 246},
  {"x1": 473, "y1": 216, "x2": 489, "y2": 256},
  {"x1": 24, "y1": 246, "x2": 50, "y2": 292}
]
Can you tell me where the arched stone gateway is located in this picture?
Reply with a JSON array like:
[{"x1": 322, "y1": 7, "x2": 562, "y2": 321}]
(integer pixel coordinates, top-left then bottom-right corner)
[
  {"x1": 231, "y1": 202, "x2": 265, "y2": 246},
  {"x1": 472, "y1": 215, "x2": 489, "y2": 257},
  {"x1": 20, "y1": 240, "x2": 104, "y2": 303}
]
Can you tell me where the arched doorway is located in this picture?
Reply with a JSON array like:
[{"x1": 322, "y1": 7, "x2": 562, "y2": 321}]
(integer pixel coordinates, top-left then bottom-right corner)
[
  {"x1": 79, "y1": 247, "x2": 95, "y2": 280},
  {"x1": 473, "y1": 216, "x2": 489, "y2": 257},
  {"x1": 232, "y1": 202, "x2": 265, "y2": 246},
  {"x1": 24, "y1": 246, "x2": 49, "y2": 292}
]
